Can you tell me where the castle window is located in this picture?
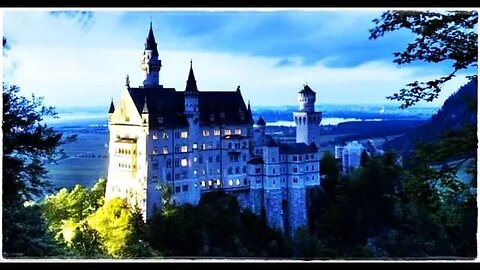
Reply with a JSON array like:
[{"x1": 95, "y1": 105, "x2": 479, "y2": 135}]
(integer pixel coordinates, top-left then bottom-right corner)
[
  {"x1": 305, "y1": 154, "x2": 309, "y2": 160},
  {"x1": 175, "y1": 174, "x2": 180, "y2": 180},
  {"x1": 229, "y1": 179, "x2": 233, "y2": 186},
  {"x1": 175, "y1": 186, "x2": 181, "y2": 193},
  {"x1": 167, "y1": 173, "x2": 171, "y2": 181},
  {"x1": 208, "y1": 142, "x2": 213, "y2": 149},
  {"x1": 181, "y1": 145, "x2": 188, "y2": 153},
  {"x1": 166, "y1": 159, "x2": 172, "y2": 168},
  {"x1": 202, "y1": 169, "x2": 206, "y2": 175},
  {"x1": 299, "y1": 156, "x2": 302, "y2": 161},
  {"x1": 224, "y1": 129, "x2": 231, "y2": 135},
  {"x1": 181, "y1": 172, "x2": 187, "y2": 179},
  {"x1": 305, "y1": 166, "x2": 308, "y2": 171},
  {"x1": 203, "y1": 130, "x2": 210, "y2": 136},
  {"x1": 255, "y1": 168, "x2": 261, "y2": 173},
  {"x1": 152, "y1": 176, "x2": 159, "y2": 182},
  {"x1": 235, "y1": 128, "x2": 241, "y2": 135},
  {"x1": 273, "y1": 180, "x2": 275, "y2": 185},
  {"x1": 242, "y1": 142, "x2": 247, "y2": 148},
  {"x1": 152, "y1": 133, "x2": 158, "y2": 140},
  {"x1": 125, "y1": 116, "x2": 130, "y2": 122},
  {"x1": 192, "y1": 143, "x2": 198, "y2": 150},
  {"x1": 175, "y1": 159, "x2": 180, "y2": 167},
  {"x1": 181, "y1": 131, "x2": 188, "y2": 139},
  {"x1": 244, "y1": 178, "x2": 248, "y2": 185},
  {"x1": 272, "y1": 157, "x2": 275, "y2": 162},
  {"x1": 162, "y1": 147, "x2": 168, "y2": 155},
  {"x1": 182, "y1": 185, "x2": 188, "y2": 192},
  {"x1": 202, "y1": 143, "x2": 206, "y2": 150},
  {"x1": 214, "y1": 129, "x2": 221, "y2": 136},
  {"x1": 199, "y1": 157, "x2": 203, "y2": 164},
  {"x1": 256, "y1": 179, "x2": 261, "y2": 184},
  {"x1": 194, "y1": 183, "x2": 198, "y2": 188},
  {"x1": 217, "y1": 169, "x2": 220, "y2": 173},
  {"x1": 311, "y1": 165, "x2": 314, "y2": 170},
  {"x1": 201, "y1": 181, "x2": 206, "y2": 187},
  {"x1": 293, "y1": 156, "x2": 298, "y2": 161},
  {"x1": 152, "y1": 161, "x2": 159, "y2": 170},
  {"x1": 311, "y1": 154, "x2": 314, "y2": 159},
  {"x1": 208, "y1": 156, "x2": 213, "y2": 163},
  {"x1": 209, "y1": 168, "x2": 213, "y2": 175},
  {"x1": 242, "y1": 154, "x2": 247, "y2": 161},
  {"x1": 235, "y1": 167, "x2": 240, "y2": 174},
  {"x1": 175, "y1": 132, "x2": 180, "y2": 139},
  {"x1": 152, "y1": 147, "x2": 158, "y2": 155},
  {"x1": 273, "y1": 168, "x2": 276, "y2": 174},
  {"x1": 242, "y1": 166, "x2": 247, "y2": 173},
  {"x1": 162, "y1": 132, "x2": 169, "y2": 139},
  {"x1": 181, "y1": 158, "x2": 188, "y2": 167},
  {"x1": 193, "y1": 156, "x2": 198, "y2": 163},
  {"x1": 293, "y1": 167, "x2": 298, "y2": 173},
  {"x1": 228, "y1": 167, "x2": 233, "y2": 174},
  {"x1": 293, "y1": 178, "x2": 298, "y2": 183},
  {"x1": 236, "y1": 179, "x2": 240, "y2": 186},
  {"x1": 174, "y1": 145, "x2": 180, "y2": 153},
  {"x1": 228, "y1": 142, "x2": 233, "y2": 149},
  {"x1": 208, "y1": 180, "x2": 213, "y2": 186},
  {"x1": 193, "y1": 169, "x2": 198, "y2": 175},
  {"x1": 216, "y1": 179, "x2": 221, "y2": 186}
]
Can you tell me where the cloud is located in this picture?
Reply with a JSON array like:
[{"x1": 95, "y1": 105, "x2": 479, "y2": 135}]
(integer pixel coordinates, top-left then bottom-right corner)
[{"x1": 3, "y1": 10, "x2": 468, "y2": 109}]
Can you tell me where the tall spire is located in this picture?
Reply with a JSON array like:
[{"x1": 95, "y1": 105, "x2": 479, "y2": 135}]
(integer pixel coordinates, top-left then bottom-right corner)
[
  {"x1": 145, "y1": 21, "x2": 158, "y2": 56},
  {"x1": 185, "y1": 60, "x2": 199, "y2": 93}
]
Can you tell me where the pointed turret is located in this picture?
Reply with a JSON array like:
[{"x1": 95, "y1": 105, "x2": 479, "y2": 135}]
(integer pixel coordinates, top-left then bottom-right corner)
[
  {"x1": 256, "y1": 116, "x2": 266, "y2": 126},
  {"x1": 142, "y1": 97, "x2": 149, "y2": 114},
  {"x1": 185, "y1": 60, "x2": 199, "y2": 94},
  {"x1": 141, "y1": 22, "x2": 161, "y2": 87},
  {"x1": 145, "y1": 21, "x2": 158, "y2": 56},
  {"x1": 108, "y1": 99, "x2": 115, "y2": 113}
]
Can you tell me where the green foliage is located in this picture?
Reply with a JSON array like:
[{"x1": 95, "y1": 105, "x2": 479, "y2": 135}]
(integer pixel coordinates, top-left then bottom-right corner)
[
  {"x1": 2, "y1": 203, "x2": 64, "y2": 258},
  {"x1": 2, "y1": 82, "x2": 76, "y2": 257},
  {"x1": 320, "y1": 151, "x2": 339, "y2": 195},
  {"x1": 146, "y1": 190, "x2": 287, "y2": 257},
  {"x1": 370, "y1": 10, "x2": 478, "y2": 108},
  {"x1": 41, "y1": 178, "x2": 106, "y2": 237}
]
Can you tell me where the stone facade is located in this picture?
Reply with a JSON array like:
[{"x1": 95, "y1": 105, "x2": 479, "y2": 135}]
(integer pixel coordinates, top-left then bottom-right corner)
[{"x1": 105, "y1": 24, "x2": 322, "y2": 235}]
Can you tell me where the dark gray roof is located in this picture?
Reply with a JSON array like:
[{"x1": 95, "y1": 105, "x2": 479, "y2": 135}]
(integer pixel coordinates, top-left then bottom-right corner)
[
  {"x1": 256, "y1": 116, "x2": 266, "y2": 126},
  {"x1": 145, "y1": 23, "x2": 158, "y2": 56},
  {"x1": 185, "y1": 61, "x2": 198, "y2": 94},
  {"x1": 127, "y1": 86, "x2": 253, "y2": 128},
  {"x1": 278, "y1": 142, "x2": 317, "y2": 154},
  {"x1": 247, "y1": 156, "x2": 264, "y2": 165},
  {"x1": 299, "y1": 84, "x2": 315, "y2": 95}
]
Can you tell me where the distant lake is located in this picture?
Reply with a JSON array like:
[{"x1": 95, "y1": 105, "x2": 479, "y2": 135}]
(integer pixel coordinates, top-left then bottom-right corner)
[
  {"x1": 46, "y1": 113, "x2": 382, "y2": 128},
  {"x1": 267, "y1": 118, "x2": 383, "y2": 127}
]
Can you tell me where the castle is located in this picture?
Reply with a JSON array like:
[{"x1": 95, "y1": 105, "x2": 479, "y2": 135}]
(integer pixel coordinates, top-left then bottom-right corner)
[{"x1": 105, "y1": 23, "x2": 322, "y2": 234}]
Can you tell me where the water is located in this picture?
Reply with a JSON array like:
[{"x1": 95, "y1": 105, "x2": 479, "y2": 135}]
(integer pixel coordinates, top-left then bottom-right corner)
[{"x1": 267, "y1": 118, "x2": 382, "y2": 127}]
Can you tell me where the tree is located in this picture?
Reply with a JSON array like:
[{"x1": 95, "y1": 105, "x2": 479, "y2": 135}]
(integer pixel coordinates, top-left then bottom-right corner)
[
  {"x1": 320, "y1": 151, "x2": 340, "y2": 195},
  {"x1": 360, "y1": 149, "x2": 370, "y2": 167},
  {"x1": 369, "y1": 10, "x2": 478, "y2": 108}
]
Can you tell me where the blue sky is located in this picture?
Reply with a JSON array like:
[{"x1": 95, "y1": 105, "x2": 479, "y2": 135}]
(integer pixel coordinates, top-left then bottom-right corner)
[{"x1": 2, "y1": 9, "x2": 472, "y2": 108}]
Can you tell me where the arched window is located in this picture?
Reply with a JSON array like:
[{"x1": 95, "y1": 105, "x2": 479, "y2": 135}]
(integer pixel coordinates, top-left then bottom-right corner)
[{"x1": 166, "y1": 159, "x2": 172, "y2": 168}]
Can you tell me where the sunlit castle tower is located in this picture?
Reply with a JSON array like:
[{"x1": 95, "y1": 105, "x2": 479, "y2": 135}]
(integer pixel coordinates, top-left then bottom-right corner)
[
  {"x1": 105, "y1": 23, "x2": 254, "y2": 219},
  {"x1": 293, "y1": 84, "x2": 322, "y2": 148}
]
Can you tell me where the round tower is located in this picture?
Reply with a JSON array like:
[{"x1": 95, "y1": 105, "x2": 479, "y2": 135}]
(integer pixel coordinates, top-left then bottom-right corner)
[{"x1": 298, "y1": 84, "x2": 316, "y2": 112}]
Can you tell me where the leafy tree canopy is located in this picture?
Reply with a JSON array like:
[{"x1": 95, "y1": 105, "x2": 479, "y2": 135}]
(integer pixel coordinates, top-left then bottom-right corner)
[{"x1": 370, "y1": 10, "x2": 478, "y2": 108}]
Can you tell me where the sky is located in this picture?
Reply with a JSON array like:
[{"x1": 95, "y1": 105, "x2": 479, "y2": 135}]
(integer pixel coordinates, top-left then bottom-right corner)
[{"x1": 2, "y1": 9, "x2": 474, "y2": 109}]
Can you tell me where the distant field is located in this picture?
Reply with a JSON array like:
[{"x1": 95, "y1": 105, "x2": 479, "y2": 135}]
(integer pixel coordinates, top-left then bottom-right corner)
[{"x1": 46, "y1": 132, "x2": 109, "y2": 190}]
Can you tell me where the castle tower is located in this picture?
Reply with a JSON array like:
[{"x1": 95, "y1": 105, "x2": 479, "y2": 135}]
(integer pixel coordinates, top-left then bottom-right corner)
[
  {"x1": 183, "y1": 60, "x2": 202, "y2": 205},
  {"x1": 293, "y1": 84, "x2": 322, "y2": 148},
  {"x1": 141, "y1": 22, "x2": 161, "y2": 87},
  {"x1": 255, "y1": 116, "x2": 266, "y2": 133}
]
